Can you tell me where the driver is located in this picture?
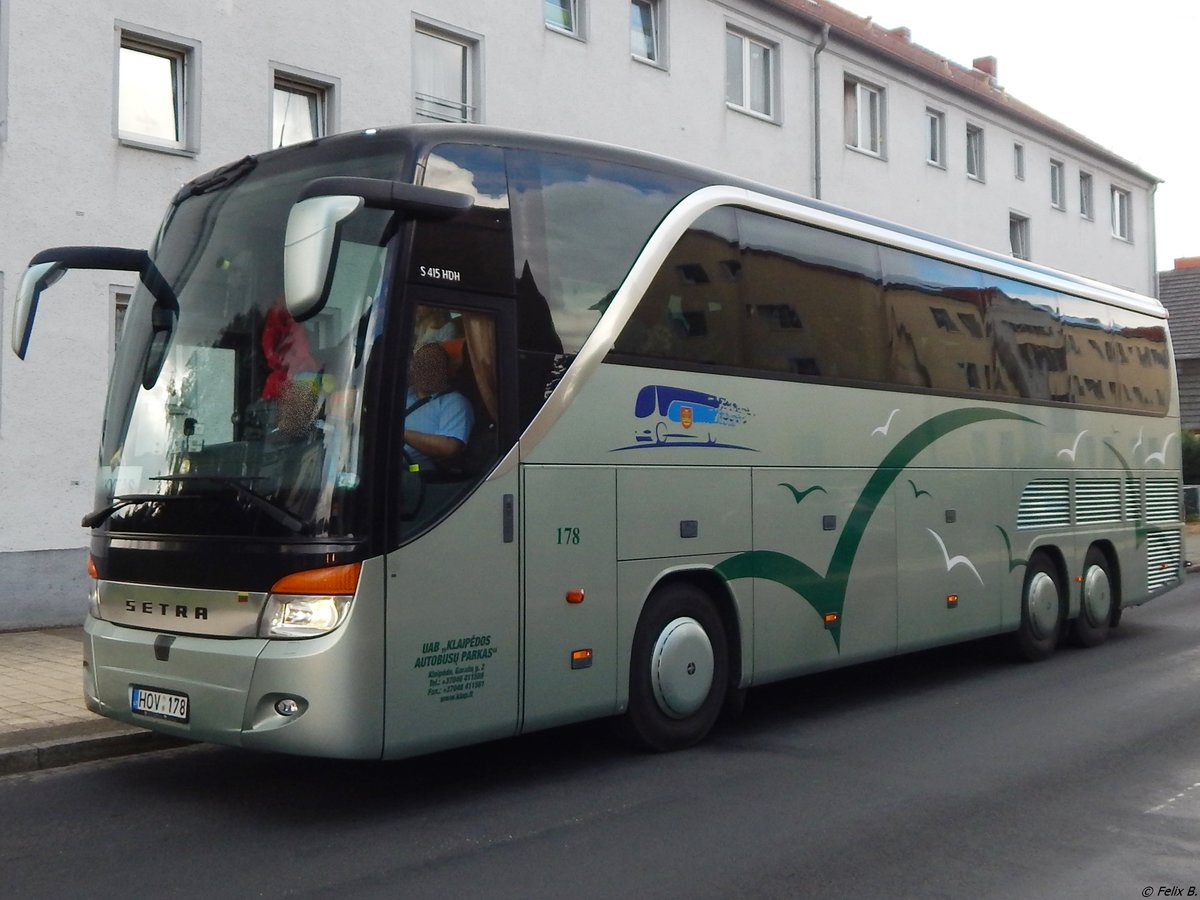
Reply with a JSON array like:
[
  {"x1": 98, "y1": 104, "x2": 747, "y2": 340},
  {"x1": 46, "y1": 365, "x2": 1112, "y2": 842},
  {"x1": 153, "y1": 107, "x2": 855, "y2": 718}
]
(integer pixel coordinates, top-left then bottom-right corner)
[{"x1": 403, "y1": 342, "x2": 473, "y2": 469}]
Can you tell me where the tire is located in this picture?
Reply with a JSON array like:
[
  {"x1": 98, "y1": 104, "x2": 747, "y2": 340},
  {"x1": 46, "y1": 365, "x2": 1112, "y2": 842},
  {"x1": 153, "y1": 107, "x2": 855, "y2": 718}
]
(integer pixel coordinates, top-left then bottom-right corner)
[
  {"x1": 1071, "y1": 547, "x2": 1114, "y2": 648},
  {"x1": 622, "y1": 582, "x2": 730, "y2": 752},
  {"x1": 1013, "y1": 552, "x2": 1065, "y2": 662}
]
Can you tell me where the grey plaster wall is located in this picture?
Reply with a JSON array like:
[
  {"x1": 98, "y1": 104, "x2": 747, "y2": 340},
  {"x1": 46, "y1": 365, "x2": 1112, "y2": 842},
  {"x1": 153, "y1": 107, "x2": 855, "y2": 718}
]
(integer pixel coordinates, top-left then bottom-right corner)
[{"x1": 0, "y1": 549, "x2": 90, "y2": 630}]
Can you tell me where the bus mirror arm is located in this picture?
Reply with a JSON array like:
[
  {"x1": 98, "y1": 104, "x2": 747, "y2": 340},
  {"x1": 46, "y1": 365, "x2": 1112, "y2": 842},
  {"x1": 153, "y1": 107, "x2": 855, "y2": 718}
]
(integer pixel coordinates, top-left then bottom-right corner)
[
  {"x1": 11, "y1": 247, "x2": 178, "y2": 359},
  {"x1": 298, "y1": 177, "x2": 473, "y2": 220}
]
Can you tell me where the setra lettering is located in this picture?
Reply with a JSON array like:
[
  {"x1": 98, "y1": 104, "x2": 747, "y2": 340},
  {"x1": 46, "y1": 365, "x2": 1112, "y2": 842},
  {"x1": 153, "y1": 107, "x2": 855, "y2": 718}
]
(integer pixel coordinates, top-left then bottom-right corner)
[{"x1": 123, "y1": 599, "x2": 209, "y2": 620}]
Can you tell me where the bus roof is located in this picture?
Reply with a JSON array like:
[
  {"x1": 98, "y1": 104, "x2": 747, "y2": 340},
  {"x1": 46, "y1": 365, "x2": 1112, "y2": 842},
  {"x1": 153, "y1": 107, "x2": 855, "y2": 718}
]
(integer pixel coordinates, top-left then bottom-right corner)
[{"x1": 188, "y1": 123, "x2": 1165, "y2": 319}]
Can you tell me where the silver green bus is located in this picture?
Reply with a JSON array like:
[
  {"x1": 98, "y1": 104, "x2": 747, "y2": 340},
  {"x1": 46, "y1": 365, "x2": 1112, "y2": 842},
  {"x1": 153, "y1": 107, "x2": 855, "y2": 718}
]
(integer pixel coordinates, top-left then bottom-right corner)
[{"x1": 12, "y1": 126, "x2": 1182, "y2": 758}]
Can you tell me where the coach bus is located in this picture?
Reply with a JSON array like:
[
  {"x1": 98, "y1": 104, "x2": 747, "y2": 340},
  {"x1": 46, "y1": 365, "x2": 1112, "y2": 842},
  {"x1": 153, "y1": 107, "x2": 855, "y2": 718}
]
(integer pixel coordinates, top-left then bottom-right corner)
[{"x1": 11, "y1": 125, "x2": 1181, "y2": 758}]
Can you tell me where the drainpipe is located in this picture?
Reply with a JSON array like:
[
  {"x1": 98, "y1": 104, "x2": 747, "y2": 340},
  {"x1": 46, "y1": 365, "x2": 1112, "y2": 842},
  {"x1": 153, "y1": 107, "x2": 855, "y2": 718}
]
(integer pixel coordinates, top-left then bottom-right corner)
[
  {"x1": 812, "y1": 23, "x2": 831, "y2": 200},
  {"x1": 1149, "y1": 180, "x2": 1160, "y2": 297}
]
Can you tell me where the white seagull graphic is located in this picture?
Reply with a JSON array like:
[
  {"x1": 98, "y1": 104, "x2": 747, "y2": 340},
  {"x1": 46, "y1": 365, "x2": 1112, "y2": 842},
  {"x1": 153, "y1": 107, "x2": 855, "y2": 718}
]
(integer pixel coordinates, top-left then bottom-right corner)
[
  {"x1": 1147, "y1": 432, "x2": 1177, "y2": 465},
  {"x1": 1057, "y1": 430, "x2": 1088, "y2": 462},
  {"x1": 927, "y1": 529, "x2": 985, "y2": 586},
  {"x1": 872, "y1": 409, "x2": 900, "y2": 437}
]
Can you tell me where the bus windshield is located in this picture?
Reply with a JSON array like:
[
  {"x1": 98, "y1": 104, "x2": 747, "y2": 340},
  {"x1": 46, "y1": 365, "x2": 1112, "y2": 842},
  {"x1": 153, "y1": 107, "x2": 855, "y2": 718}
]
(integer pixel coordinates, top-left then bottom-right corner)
[{"x1": 96, "y1": 146, "x2": 406, "y2": 540}]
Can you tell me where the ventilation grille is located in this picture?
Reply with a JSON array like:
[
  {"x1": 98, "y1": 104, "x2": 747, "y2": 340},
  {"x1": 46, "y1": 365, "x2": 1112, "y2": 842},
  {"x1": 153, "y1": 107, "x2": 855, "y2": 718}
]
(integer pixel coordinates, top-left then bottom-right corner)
[
  {"x1": 1146, "y1": 531, "x2": 1182, "y2": 591},
  {"x1": 1018, "y1": 479, "x2": 1070, "y2": 529},
  {"x1": 1124, "y1": 478, "x2": 1143, "y2": 522},
  {"x1": 1075, "y1": 479, "x2": 1122, "y2": 525},
  {"x1": 1145, "y1": 479, "x2": 1181, "y2": 523}
]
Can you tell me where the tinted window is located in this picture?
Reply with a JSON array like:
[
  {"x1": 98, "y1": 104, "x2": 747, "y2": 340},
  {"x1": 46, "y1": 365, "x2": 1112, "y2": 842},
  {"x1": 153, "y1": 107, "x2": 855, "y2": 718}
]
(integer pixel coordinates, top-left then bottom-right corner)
[
  {"x1": 615, "y1": 208, "x2": 886, "y2": 382},
  {"x1": 615, "y1": 204, "x2": 1170, "y2": 416},
  {"x1": 508, "y1": 149, "x2": 702, "y2": 353},
  {"x1": 739, "y1": 211, "x2": 884, "y2": 380}
]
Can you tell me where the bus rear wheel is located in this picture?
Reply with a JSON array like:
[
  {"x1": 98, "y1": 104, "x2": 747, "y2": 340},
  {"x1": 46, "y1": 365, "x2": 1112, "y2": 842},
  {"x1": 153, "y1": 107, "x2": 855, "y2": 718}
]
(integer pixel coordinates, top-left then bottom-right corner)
[
  {"x1": 1071, "y1": 547, "x2": 1114, "y2": 647},
  {"x1": 1013, "y1": 552, "x2": 1064, "y2": 662},
  {"x1": 622, "y1": 583, "x2": 729, "y2": 752}
]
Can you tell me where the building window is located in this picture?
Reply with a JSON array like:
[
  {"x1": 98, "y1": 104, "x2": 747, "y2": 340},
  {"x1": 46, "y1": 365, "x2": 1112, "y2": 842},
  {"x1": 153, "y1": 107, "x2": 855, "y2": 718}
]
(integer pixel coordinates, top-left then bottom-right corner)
[
  {"x1": 630, "y1": 0, "x2": 660, "y2": 64},
  {"x1": 725, "y1": 29, "x2": 774, "y2": 118},
  {"x1": 1079, "y1": 172, "x2": 1094, "y2": 220},
  {"x1": 271, "y1": 70, "x2": 336, "y2": 148},
  {"x1": 116, "y1": 26, "x2": 201, "y2": 154},
  {"x1": 112, "y1": 289, "x2": 131, "y2": 356},
  {"x1": 1009, "y1": 214, "x2": 1030, "y2": 260},
  {"x1": 965, "y1": 125, "x2": 984, "y2": 180},
  {"x1": 1050, "y1": 160, "x2": 1066, "y2": 210},
  {"x1": 1013, "y1": 143, "x2": 1025, "y2": 180},
  {"x1": 413, "y1": 26, "x2": 478, "y2": 124},
  {"x1": 925, "y1": 108, "x2": 945, "y2": 167},
  {"x1": 1111, "y1": 186, "x2": 1132, "y2": 240},
  {"x1": 545, "y1": 0, "x2": 581, "y2": 37},
  {"x1": 844, "y1": 79, "x2": 884, "y2": 155}
]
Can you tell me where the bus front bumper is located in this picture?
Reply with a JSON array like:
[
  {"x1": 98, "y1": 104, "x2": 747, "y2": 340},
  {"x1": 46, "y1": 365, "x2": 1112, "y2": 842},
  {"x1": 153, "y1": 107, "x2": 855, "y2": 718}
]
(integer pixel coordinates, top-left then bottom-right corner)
[{"x1": 83, "y1": 612, "x2": 384, "y2": 759}]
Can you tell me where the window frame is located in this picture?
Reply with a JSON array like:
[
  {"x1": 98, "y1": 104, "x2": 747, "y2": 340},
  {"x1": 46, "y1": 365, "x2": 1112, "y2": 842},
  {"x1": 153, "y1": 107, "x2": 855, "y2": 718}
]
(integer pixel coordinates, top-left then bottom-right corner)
[
  {"x1": 965, "y1": 124, "x2": 985, "y2": 181},
  {"x1": 412, "y1": 20, "x2": 482, "y2": 125},
  {"x1": 925, "y1": 107, "x2": 945, "y2": 167},
  {"x1": 1111, "y1": 186, "x2": 1133, "y2": 241},
  {"x1": 725, "y1": 26, "x2": 776, "y2": 121},
  {"x1": 1009, "y1": 213, "x2": 1031, "y2": 260},
  {"x1": 844, "y1": 77, "x2": 885, "y2": 157},
  {"x1": 630, "y1": 0, "x2": 664, "y2": 67},
  {"x1": 269, "y1": 64, "x2": 339, "y2": 149},
  {"x1": 1079, "y1": 171, "x2": 1094, "y2": 220},
  {"x1": 545, "y1": 0, "x2": 584, "y2": 39},
  {"x1": 1013, "y1": 142, "x2": 1025, "y2": 180},
  {"x1": 1050, "y1": 159, "x2": 1066, "y2": 210},
  {"x1": 114, "y1": 23, "x2": 201, "y2": 156}
]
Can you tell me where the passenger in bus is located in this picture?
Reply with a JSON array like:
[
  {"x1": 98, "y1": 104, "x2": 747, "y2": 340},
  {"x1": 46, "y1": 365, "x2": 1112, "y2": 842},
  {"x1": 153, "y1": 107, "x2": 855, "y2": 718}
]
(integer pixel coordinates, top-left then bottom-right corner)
[{"x1": 403, "y1": 342, "x2": 474, "y2": 469}]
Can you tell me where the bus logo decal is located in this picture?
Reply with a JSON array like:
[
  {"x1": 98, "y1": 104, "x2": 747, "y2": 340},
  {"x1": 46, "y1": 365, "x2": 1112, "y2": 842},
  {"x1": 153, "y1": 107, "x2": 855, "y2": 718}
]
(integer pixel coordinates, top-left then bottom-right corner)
[{"x1": 614, "y1": 384, "x2": 755, "y2": 451}]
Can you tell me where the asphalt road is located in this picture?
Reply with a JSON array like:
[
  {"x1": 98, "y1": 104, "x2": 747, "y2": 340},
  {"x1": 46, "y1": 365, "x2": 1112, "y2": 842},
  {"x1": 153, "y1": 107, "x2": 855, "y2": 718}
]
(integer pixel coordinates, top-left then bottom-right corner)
[{"x1": 4, "y1": 581, "x2": 1200, "y2": 900}]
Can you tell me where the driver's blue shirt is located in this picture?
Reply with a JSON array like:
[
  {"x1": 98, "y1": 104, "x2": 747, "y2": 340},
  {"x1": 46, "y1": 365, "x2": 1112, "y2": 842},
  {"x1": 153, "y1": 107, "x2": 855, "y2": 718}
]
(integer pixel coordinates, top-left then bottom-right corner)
[{"x1": 404, "y1": 388, "x2": 474, "y2": 468}]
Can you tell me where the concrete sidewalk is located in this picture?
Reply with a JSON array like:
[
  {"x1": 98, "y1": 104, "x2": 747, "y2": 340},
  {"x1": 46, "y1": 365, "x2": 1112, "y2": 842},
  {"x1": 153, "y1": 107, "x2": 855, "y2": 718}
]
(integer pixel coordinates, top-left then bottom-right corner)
[{"x1": 0, "y1": 627, "x2": 183, "y2": 776}]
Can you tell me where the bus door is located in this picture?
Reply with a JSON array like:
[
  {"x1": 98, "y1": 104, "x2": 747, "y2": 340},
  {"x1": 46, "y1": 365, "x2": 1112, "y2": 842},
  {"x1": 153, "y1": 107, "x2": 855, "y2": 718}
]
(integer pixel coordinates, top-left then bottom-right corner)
[{"x1": 382, "y1": 294, "x2": 521, "y2": 758}]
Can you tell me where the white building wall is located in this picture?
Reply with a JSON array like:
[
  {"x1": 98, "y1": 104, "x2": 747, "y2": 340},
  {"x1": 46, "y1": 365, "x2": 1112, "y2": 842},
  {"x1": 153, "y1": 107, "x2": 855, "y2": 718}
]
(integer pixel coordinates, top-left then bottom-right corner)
[{"x1": 0, "y1": 0, "x2": 1159, "y2": 625}]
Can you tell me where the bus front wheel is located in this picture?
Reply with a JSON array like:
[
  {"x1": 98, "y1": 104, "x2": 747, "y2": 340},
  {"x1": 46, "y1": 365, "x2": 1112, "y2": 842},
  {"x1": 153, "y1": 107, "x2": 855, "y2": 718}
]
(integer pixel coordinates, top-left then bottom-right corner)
[
  {"x1": 622, "y1": 583, "x2": 729, "y2": 752},
  {"x1": 1013, "y1": 552, "x2": 1065, "y2": 662}
]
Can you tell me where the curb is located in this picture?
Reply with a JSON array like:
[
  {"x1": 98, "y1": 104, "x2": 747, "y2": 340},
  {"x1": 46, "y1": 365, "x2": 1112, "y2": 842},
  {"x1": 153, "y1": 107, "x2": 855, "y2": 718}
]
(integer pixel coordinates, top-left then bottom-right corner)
[{"x1": 0, "y1": 730, "x2": 188, "y2": 777}]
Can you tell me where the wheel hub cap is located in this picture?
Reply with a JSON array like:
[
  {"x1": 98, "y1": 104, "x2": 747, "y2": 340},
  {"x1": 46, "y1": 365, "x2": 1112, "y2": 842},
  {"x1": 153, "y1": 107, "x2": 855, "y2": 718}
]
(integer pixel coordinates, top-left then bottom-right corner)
[{"x1": 651, "y1": 617, "x2": 714, "y2": 719}]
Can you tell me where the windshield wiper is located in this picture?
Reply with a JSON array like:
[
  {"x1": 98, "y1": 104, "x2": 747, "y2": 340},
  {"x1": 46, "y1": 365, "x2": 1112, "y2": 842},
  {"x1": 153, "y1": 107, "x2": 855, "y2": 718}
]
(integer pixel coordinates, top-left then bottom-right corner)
[
  {"x1": 82, "y1": 493, "x2": 206, "y2": 528},
  {"x1": 174, "y1": 155, "x2": 258, "y2": 203},
  {"x1": 150, "y1": 474, "x2": 308, "y2": 535}
]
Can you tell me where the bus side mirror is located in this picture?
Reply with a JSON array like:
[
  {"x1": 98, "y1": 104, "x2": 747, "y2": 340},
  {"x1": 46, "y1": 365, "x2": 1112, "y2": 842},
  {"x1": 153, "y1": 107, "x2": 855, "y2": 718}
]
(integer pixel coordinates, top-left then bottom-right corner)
[
  {"x1": 11, "y1": 247, "x2": 176, "y2": 360},
  {"x1": 283, "y1": 195, "x2": 365, "y2": 323},
  {"x1": 11, "y1": 261, "x2": 66, "y2": 359},
  {"x1": 284, "y1": 178, "x2": 472, "y2": 322}
]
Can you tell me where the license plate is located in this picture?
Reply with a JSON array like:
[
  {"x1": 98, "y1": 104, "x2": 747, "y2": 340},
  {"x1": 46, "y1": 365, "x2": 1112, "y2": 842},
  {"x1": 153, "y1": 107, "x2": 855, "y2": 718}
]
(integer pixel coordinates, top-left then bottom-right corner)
[{"x1": 131, "y1": 685, "x2": 190, "y2": 723}]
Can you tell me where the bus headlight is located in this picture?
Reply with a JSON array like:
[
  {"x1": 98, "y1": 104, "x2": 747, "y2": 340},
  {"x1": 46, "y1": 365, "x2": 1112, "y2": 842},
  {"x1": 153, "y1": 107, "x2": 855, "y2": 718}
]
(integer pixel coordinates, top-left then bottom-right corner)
[
  {"x1": 260, "y1": 562, "x2": 361, "y2": 639},
  {"x1": 260, "y1": 595, "x2": 351, "y2": 639}
]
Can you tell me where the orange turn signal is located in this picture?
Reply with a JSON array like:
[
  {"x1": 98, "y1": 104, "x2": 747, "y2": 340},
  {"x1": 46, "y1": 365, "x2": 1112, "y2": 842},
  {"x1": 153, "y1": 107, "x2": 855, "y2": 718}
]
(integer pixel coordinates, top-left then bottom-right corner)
[
  {"x1": 271, "y1": 562, "x2": 362, "y2": 596},
  {"x1": 566, "y1": 589, "x2": 586, "y2": 604},
  {"x1": 87, "y1": 555, "x2": 99, "y2": 579}
]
